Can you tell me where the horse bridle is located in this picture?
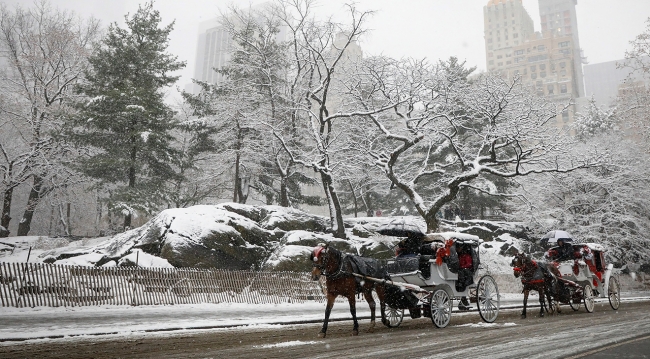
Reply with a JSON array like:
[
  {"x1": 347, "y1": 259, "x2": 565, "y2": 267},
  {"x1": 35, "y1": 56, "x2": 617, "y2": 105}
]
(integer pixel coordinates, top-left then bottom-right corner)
[{"x1": 313, "y1": 247, "x2": 346, "y2": 279}]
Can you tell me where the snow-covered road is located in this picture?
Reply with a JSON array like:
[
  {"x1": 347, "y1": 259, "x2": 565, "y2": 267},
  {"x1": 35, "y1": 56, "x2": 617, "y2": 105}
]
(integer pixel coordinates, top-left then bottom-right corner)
[{"x1": 2, "y1": 291, "x2": 648, "y2": 343}]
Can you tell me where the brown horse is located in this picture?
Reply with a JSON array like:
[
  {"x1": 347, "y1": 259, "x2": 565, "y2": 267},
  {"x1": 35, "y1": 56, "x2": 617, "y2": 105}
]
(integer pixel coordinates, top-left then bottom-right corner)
[
  {"x1": 310, "y1": 243, "x2": 387, "y2": 338},
  {"x1": 511, "y1": 253, "x2": 556, "y2": 318}
]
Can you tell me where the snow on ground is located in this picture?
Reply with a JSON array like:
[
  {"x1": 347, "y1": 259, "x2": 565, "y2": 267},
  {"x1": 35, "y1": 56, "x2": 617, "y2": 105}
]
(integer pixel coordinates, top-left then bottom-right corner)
[{"x1": 2, "y1": 292, "x2": 649, "y2": 343}]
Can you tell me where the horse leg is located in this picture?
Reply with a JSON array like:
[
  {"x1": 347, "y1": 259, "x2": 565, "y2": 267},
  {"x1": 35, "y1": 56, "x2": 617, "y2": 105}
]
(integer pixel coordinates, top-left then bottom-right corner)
[
  {"x1": 376, "y1": 285, "x2": 388, "y2": 326},
  {"x1": 347, "y1": 294, "x2": 359, "y2": 336},
  {"x1": 538, "y1": 288, "x2": 545, "y2": 317},
  {"x1": 521, "y1": 289, "x2": 529, "y2": 319},
  {"x1": 362, "y1": 288, "x2": 376, "y2": 333},
  {"x1": 545, "y1": 287, "x2": 555, "y2": 315},
  {"x1": 319, "y1": 293, "x2": 336, "y2": 338}
]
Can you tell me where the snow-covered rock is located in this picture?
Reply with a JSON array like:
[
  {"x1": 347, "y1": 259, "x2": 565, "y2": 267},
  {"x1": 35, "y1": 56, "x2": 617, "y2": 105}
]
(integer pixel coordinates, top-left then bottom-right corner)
[
  {"x1": 0, "y1": 203, "x2": 565, "y2": 275},
  {"x1": 0, "y1": 225, "x2": 9, "y2": 237}
]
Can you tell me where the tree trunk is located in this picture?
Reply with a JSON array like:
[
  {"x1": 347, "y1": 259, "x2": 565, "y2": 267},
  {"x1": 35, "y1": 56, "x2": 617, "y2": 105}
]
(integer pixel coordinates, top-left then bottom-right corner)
[
  {"x1": 124, "y1": 152, "x2": 136, "y2": 229},
  {"x1": 1, "y1": 186, "x2": 14, "y2": 237},
  {"x1": 320, "y1": 171, "x2": 346, "y2": 239},
  {"x1": 347, "y1": 180, "x2": 358, "y2": 218},
  {"x1": 279, "y1": 176, "x2": 289, "y2": 207},
  {"x1": 1, "y1": 160, "x2": 15, "y2": 236},
  {"x1": 233, "y1": 152, "x2": 243, "y2": 203},
  {"x1": 17, "y1": 175, "x2": 43, "y2": 236}
]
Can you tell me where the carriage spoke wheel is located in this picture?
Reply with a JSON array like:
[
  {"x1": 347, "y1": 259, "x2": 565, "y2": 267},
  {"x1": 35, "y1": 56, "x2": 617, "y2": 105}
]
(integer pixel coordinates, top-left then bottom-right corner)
[
  {"x1": 477, "y1": 275, "x2": 500, "y2": 323},
  {"x1": 583, "y1": 285, "x2": 595, "y2": 313},
  {"x1": 608, "y1": 276, "x2": 621, "y2": 310},
  {"x1": 569, "y1": 287, "x2": 581, "y2": 311},
  {"x1": 430, "y1": 288, "x2": 452, "y2": 328},
  {"x1": 383, "y1": 305, "x2": 404, "y2": 328}
]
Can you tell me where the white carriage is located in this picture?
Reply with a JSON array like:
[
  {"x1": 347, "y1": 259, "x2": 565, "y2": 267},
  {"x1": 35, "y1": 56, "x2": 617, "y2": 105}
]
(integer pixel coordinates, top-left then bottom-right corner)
[{"x1": 377, "y1": 233, "x2": 500, "y2": 328}]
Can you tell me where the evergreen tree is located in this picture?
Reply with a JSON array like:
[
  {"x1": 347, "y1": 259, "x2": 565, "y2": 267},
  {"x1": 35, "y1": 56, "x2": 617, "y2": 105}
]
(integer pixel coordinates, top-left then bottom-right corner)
[{"x1": 67, "y1": 2, "x2": 185, "y2": 229}]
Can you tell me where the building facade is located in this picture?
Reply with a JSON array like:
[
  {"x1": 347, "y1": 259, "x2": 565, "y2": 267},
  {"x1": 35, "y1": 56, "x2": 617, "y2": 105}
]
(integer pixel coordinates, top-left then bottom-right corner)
[
  {"x1": 583, "y1": 59, "x2": 650, "y2": 107},
  {"x1": 484, "y1": 0, "x2": 586, "y2": 131},
  {"x1": 186, "y1": 2, "x2": 287, "y2": 94},
  {"x1": 538, "y1": 0, "x2": 585, "y2": 97},
  {"x1": 484, "y1": 0, "x2": 535, "y2": 72}
]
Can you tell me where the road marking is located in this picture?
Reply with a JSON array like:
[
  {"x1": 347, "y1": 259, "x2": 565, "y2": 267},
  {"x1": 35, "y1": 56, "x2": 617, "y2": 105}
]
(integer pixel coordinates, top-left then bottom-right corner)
[{"x1": 565, "y1": 334, "x2": 650, "y2": 359}]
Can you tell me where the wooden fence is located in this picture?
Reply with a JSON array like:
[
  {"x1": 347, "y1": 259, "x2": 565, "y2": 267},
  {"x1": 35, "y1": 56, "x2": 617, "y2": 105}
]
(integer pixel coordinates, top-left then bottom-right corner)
[{"x1": 0, "y1": 262, "x2": 326, "y2": 308}]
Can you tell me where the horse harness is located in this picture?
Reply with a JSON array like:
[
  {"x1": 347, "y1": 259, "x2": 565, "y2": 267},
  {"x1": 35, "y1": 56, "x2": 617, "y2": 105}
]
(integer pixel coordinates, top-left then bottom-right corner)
[{"x1": 516, "y1": 257, "x2": 546, "y2": 286}]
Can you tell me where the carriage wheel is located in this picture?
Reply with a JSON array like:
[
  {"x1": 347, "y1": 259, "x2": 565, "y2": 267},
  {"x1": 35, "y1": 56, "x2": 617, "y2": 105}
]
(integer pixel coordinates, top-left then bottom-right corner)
[
  {"x1": 383, "y1": 305, "x2": 404, "y2": 328},
  {"x1": 568, "y1": 297, "x2": 581, "y2": 311},
  {"x1": 476, "y1": 275, "x2": 500, "y2": 323},
  {"x1": 430, "y1": 288, "x2": 452, "y2": 328},
  {"x1": 608, "y1": 276, "x2": 621, "y2": 310},
  {"x1": 583, "y1": 285, "x2": 595, "y2": 313},
  {"x1": 568, "y1": 287, "x2": 581, "y2": 311}
]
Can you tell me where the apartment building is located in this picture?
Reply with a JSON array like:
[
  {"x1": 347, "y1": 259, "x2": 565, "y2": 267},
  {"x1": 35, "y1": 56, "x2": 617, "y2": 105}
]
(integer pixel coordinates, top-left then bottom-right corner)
[{"x1": 484, "y1": 0, "x2": 586, "y2": 131}]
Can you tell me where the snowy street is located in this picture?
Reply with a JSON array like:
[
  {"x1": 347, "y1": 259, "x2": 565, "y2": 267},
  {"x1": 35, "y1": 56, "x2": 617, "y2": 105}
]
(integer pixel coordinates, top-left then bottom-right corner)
[{"x1": 1, "y1": 297, "x2": 649, "y2": 358}]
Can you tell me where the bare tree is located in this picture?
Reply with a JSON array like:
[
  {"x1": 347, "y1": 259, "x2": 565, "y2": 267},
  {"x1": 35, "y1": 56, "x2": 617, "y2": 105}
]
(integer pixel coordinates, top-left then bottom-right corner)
[
  {"x1": 351, "y1": 58, "x2": 602, "y2": 232},
  {"x1": 0, "y1": 0, "x2": 100, "y2": 236},
  {"x1": 271, "y1": 0, "x2": 405, "y2": 238}
]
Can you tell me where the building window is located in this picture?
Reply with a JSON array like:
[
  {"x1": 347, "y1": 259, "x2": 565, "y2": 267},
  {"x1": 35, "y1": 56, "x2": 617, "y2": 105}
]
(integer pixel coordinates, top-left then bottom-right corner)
[
  {"x1": 498, "y1": 62, "x2": 503, "y2": 66},
  {"x1": 561, "y1": 69, "x2": 567, "y2": 76},
  {"x1": 489, "y1": 60, "x2": 494, "y2": 65},
  {"x1": 515, "y1": 49, "x2": 524, "y2": 55},
  {"x1": 538, "y1": 45, "x2": 545, "y2": 51},
  {"x1": 528, "y1": 55, "x2": 548, "y2": 62},
  {"x1": 530, "y1": 65, "x2": 536, "y2": 72},
  {"x1": 560, "y1": 62, "x2": 566, "y2": 68},
  {"x1": 513, "y1": 33, "x2": 518, "y2": 38},
  {"x1": 497, "y1": 55, "x2": 503, "y2": 59},
  {"x1": 531, "y1": 73, "x2": 537, "y2": 79},
  {"x1": 559, "y1": 41, "x2": 569, "y2": 47},
  {"x1": 540, "y1": 71, "x2": 546, "y2": 78},
  {"x1": 562, "y1": 110, "x2": 569, "y2": 122},
  {"x1": 560, "y1": 83, "x2": 567, "y2": 93},
  {"x1": 547, "y1": 84, "x2": 554, "y2": 94}
]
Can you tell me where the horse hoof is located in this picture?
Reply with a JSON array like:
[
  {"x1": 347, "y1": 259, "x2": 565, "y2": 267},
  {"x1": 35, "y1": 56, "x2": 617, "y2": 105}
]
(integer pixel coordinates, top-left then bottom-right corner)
[
  {"x1": 540, "y1": 313, "x2": 545, "y2": 317},
  {"x1": 367, "y1": 321, "x2": 375, "y2": 333},
  {"x1": 318, "y1": 332, "x2": 326, "y2": 338},
  {"x1": 520, "y1": 314, "x2": 526, "y2": 319},
  {"x1": 352, "y1": 330, "x2": 359, "y2": 336}
]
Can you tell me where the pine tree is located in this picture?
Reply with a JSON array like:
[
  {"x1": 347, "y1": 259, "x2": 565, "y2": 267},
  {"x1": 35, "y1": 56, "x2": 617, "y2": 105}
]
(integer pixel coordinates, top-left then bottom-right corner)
[{"x1": 68, "y1": 2, "x2": 185, "y2": 229}]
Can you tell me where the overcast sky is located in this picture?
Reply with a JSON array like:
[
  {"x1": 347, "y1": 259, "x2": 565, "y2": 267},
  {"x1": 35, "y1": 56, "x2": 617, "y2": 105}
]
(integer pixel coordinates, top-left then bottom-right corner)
[{"x1": 3, "y1": 0, "x2": 649, "y2": 94}]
